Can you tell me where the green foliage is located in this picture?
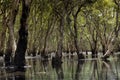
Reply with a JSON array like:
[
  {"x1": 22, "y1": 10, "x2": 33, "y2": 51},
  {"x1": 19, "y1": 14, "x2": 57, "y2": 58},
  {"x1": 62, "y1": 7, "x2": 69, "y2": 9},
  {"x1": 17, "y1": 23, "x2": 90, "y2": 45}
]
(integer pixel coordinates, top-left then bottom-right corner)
[{"x1": 0, "y1": 0, "x2": 120, "y2": 53}]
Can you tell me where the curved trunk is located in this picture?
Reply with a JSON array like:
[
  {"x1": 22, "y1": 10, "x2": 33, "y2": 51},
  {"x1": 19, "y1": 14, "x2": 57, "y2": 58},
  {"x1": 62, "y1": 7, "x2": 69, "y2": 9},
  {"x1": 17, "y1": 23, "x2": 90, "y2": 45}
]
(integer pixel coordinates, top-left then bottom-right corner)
[
  {"x1": 103, "y1": 3, "x2": 120, "y2": 59},
  {"x1": 73, "y1": 16, "x2": 84, "y2": 59},
  {"x1": 6, "y1": 20, "x2": 16, "y2": 55},
  {"x1": 4, "y1": 0, "x2": 19, "y2": 66},
  {"x1": 41, "y1": 20, "x2": 52, "y2": 59},
  {"x1": 103, "y1": 37, "x2": 115, "y2": 58},
  {"x1": 5, "y1": 25, "x2": 16, "y2": 66},
  {"x1": 0, "y1": 15, "x2": 7, "y2": 56}
]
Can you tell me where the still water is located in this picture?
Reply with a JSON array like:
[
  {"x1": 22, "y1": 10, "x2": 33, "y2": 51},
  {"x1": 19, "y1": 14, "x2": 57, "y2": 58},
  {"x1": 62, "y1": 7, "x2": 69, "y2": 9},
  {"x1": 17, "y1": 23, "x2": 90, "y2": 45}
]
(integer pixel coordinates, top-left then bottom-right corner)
[{"x1": 0, "y1": 56, "x2": 120, "y2": 80}]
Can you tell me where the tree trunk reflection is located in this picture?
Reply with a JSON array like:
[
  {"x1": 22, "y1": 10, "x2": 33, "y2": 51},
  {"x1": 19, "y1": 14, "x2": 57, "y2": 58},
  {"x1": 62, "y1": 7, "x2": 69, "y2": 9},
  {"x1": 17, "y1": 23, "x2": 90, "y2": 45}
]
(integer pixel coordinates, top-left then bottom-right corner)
[
  {"x1": 53, "y1": 63, "x2": 64, "y2": 80},
  {"x1": 75, "y1": 60, "x2": 85, "y2": 80}
]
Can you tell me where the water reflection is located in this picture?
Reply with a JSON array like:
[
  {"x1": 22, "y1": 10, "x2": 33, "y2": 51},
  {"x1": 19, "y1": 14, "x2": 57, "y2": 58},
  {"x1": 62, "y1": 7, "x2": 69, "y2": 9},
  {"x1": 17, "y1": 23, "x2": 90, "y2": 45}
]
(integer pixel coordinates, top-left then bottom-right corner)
[
  {"x1": 1, "y1": 71, "x2": 25, "y2": 80},
  {"x1": 89, "y1": 60, "x2": 118, "y2": 80},
  {"x1": 42, "y1": 60, "x2": 49, "y2": 72},
  {"x1": 1, "y1": 56, "x2": 120, "y2": 80},
  {"x1": 53, "y1": 63, "x2": 64, "y2": 80},
  {"x1": 102, "y1": 60, "x2": 117, "y2": 80},
  {"x1": 14, "y1": 72, "x2": 25, "y2": 80},
  {"x1": 90, "y1": 60, "x2": 100, "y2": 80},
  {"x1": 75, "y1": 60, "x2": 85, "y2": 80}
]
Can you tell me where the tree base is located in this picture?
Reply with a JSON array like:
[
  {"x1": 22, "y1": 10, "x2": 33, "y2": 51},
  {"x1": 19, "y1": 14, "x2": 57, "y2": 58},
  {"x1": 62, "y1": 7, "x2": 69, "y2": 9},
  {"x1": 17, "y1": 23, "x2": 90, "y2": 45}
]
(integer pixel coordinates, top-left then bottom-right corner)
[
  {"x1": 52, "y1": 57, "x2": 62, "y2": 68},
  {"x1": 14, "y1": 66, "x2": 26, "y2": 72},
  {"x1": 101, "y1": 56, "x2": 110, "y2": 61},
  {"x1": 92, "y1": 54, "x2": 98, "y2": 58},
  {"x1": 78, "y1": 53, "x2": 84, "y2": 60}
]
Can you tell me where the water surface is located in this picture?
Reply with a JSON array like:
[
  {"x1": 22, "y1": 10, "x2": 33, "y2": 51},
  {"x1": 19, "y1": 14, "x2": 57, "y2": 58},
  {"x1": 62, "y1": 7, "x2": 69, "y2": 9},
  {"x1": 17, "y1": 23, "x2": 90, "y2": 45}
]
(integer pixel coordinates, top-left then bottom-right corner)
[{"x1": 0, "y1": 56, "x2": 120, "y2": 80}]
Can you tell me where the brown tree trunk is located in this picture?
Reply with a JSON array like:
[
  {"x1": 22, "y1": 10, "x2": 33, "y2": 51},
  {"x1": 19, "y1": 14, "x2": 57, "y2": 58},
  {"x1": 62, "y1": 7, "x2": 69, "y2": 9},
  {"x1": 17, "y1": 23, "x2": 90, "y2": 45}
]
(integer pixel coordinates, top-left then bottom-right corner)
[
  {"x1": 0, "y1": 15, "x2": 7, "y2": 56},
  {"x1": 52, "y1": 17, "x2": 64, "y2": 65},
  {"x1": 5, "y1": 19, "x2": 17, "y2": 65},
  {"x1": 66, "y1": 13, "x2": 74, "y2": 58},
  {"x1": 41, "y1": 20, "x2": 52, "y2": 60},
  {"x1": 75, "y1": 61, "x2": 84, "y2": 80},
  {"x1": 4, "y1": 0, "x2": 19, "y2": 66},
  {"x1": 103, "y1": 1, "x2": 120, "y2": 59},
  {"x1": 72, "y1": 6, "x2": 85, "y2": 60},
  {"x1": 102, "y1": 44, "x2": 107, "y2": 55},
  {"x1": 14, "y1": 0, "x2": 31, "y2": 71},
  {"x1": 56, "y1": 17, "x2": 64, "y2": 61},
  {"x1": 91, "y1": 40, "x2": 98, "y2": 58},
  {"x1": 73, "y1": 16, "x2": 84, "y2": 59}
]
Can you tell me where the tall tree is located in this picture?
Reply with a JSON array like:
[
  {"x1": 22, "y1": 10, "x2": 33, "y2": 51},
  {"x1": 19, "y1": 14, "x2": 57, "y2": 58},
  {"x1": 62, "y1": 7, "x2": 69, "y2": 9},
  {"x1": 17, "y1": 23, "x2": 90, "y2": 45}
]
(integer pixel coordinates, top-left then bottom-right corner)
[
  {"x1": 41, "y1": 17, "x2": 55, "y2": 59},
  {"x1": 72, "y1": 5, "x2": 85, "y2": 59},
  {"x1": 0, "y1": 12, "x2": 7, "y2": 56},
  {"x1": 51, "y1": 0, "x2": 66, "y2": 63},
  {"x1": 4, "y1": 0, "x2": 19, "y2": 66},
  {"x1": 103, "y1": 0, "x2": 120, "y2": 59},
  {"x1": 14, "y1": 0, "x2": 31, "y2": 71}
]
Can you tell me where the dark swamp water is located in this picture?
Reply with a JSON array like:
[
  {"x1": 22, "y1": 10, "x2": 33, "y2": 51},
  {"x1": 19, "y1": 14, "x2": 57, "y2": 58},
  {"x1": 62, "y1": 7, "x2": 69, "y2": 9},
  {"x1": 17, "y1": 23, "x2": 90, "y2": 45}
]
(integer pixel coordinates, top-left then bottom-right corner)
[{"x1": 0, "y1": 54, "x2": 120, "y2": 80}]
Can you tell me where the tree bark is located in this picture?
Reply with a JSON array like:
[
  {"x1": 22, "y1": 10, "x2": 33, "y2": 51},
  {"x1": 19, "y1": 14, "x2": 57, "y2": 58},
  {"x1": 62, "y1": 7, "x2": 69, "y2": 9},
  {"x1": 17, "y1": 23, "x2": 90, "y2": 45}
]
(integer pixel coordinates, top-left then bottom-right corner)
[
  {"x1": 91, "y1": 39, "x2": 98, "y2": 58},
  {"x1": 4, "y1": 0, "x2": 19, "y2": 66},
  {"x1": 14, "y1": 0, "x2": 31, "y2": 71},
  {"x1": 73, "y1": 15, "x2": 84, "y2": 59},
  {"x1": 103, "y1": 1, "x2": 120, "y2": 59},
  {"x1": 0, "y1": 15, "x2": 7, "y2": 56},
  {"x1": 41, "y1": 20, "x2": 52, "y2": 60},
  {"x1": 102, "y1": 45, "x2": 105, "y2": 55},
  {"x1": 71, "y1": 5, "x2": 85, "y2": 59},
  {"x1": 52, "y1": 17, "x2": 64, "y2": 65},
  {"x1": 56, "y1": 17, "x2": 64, "y2": 61}
]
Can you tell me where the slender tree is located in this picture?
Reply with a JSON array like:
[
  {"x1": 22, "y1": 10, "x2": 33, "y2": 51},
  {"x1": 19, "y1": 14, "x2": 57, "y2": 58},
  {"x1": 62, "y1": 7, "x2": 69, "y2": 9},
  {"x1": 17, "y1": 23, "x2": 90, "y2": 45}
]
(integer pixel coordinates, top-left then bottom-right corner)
[
  {"x1": 0, "y1": 12, "x2": 7, "y2": 56},
  {"x1": 4, "y1": 0, "x2": 19, "y2": 66},
  {"x1": 72, "y1": 5, "x2": 85, "y2": 59},
  {"x1": 103, "y1": 0, "x2": 120, "y2": 59}
]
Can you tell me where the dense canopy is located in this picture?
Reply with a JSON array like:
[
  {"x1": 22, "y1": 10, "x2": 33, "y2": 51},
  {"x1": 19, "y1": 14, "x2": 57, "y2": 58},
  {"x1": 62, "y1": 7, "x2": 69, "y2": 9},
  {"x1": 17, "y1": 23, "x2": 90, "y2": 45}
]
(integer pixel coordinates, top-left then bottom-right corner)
[{"x1": 0, "y1": 0, "x2": 120, "y2": 67}]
